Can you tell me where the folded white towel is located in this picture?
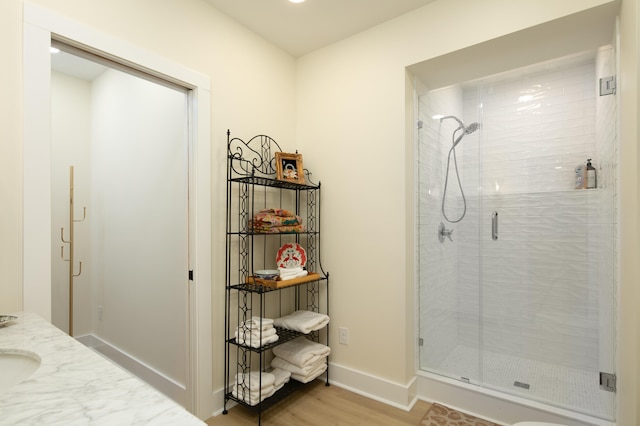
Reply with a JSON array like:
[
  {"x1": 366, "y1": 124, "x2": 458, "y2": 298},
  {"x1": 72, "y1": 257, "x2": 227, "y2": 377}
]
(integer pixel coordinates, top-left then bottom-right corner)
[
  {"x1": 291, "y1": 363, "x2": 327, "y2": 384},
  {"x1": 278, "y1": 266, "x2": 303, "y2": 275},
  {"x1": 279, "y1": 268, "x2": 308, "y2": 280},
  {"x1": 236, "y1": 333, "x2": 279, "y2": 348},
  {"x1": 232, "y1": 385, "x2": 275, "y2": 406},
  {"x1": 240, "y1": 317, "x2": 275, "y2": 331},
  {"x1": 273, "y1": 310, "x2": 330, "y2": 334},
  {"x1": 271, "y1": 368, "x2": 291, "y2": 389},
  {"x1": 272, "y1": 336, "x2": 331, "y2": 368},
  {"x1": 235, "y1": 371, "x2": 276, "y2": 389},
  {"x1": 235, "y1": 326, "x2": 277, "y2": 340},
  {"x1": 271, "y1": 356, "x2": 326, "y2": 377}
]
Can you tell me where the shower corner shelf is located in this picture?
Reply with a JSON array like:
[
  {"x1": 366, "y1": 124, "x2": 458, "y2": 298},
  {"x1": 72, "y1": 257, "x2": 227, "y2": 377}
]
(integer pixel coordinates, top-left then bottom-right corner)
[{"x1": 224, "y1": 130, "x2": 330, "y2": 424}]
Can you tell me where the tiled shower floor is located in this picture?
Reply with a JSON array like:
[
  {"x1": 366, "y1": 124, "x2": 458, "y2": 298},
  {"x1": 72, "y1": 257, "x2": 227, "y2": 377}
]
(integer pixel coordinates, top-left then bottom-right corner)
[{"x1": 429, "y1": 345, "x2": 614, "y2": 420}]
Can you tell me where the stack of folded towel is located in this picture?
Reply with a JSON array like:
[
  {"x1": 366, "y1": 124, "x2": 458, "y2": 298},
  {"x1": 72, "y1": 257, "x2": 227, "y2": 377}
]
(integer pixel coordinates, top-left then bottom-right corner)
[
  {"x1": 235, "y1": 317, "x2": 279, "y2": 348},
  {"x1": 249, "y1": 208, "x2": 306, "y2": 234},
  {"x1": 271, "y1": 336, "x2": 331, "y2": 384},
  {"x1": 271, "y1": 368, "x2": 292, "y2": 392},
  {"x1": 274, "y1": 310, "x2": 330, "y2": 334},
  {"x1": 232, "y1": 371, "x2": 275, "y2": 406},
  {"x1": 278, "y1": 266, "x2": 308, "y2": 281}
]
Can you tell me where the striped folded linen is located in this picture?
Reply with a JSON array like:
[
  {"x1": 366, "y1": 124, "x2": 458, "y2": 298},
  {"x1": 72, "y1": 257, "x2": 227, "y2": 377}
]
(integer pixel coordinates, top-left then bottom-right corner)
[{"x1": 249, "y1": 208, "x2": 306, "y2": 234}]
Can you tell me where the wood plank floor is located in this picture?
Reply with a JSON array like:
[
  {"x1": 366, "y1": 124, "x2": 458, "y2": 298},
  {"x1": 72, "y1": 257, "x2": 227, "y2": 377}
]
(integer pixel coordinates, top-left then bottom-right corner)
[{"x1": 205, "y1": 380, "x2": 431, "y2": 425}]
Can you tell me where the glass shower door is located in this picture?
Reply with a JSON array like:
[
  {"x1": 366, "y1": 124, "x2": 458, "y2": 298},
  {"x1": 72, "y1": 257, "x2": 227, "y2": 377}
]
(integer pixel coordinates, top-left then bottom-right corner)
[
  {"x1": 416, "y1": 86, "x2": 483, "y2": 386},
  {"x1": 475, "y1": 52, "x2": 616, "y2": 420},
  {"x1": 417, "y1": 47, "x2": 617, "y2": 421}
]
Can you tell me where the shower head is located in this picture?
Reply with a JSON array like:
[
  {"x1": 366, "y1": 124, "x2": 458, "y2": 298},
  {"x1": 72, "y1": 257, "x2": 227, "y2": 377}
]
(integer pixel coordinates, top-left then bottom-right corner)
[
  {"x1": 452, "y1": 122, "x2": 480, "y2": 148},
  {"x1": 440, "y1": 115, "x2": 480, "y2": 136},
  {"x1": 464, "y1": 122, "x2": 480, "y2": 135}
]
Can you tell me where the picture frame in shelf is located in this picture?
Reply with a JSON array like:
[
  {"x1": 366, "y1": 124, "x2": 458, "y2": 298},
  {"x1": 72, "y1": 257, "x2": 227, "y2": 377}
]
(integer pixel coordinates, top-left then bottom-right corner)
[{"x1": 275, "y1": 152, "x2": 305, "y2": 184}]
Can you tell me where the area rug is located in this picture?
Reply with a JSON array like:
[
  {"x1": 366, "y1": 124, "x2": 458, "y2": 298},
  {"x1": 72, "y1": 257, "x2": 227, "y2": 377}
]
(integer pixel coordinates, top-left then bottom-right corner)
[{"x1": 420, "y1": 403, "x2": 501, "y2": 426}]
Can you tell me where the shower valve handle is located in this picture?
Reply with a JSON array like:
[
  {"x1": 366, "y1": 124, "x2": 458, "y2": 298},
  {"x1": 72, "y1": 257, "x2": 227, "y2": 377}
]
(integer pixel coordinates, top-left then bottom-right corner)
[{"x1": 438, "y1": 222, "x2": 454, "y2": 243}]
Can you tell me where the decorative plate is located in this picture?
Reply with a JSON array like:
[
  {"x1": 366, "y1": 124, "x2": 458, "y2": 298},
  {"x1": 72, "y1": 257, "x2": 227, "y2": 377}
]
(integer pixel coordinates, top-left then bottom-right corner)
[
  {"x1": 0, "y1": 315, "x2": 18, "y2": 327},
  {"x1": 276, "y1": 243, "x2": 307, "y2": 269}
]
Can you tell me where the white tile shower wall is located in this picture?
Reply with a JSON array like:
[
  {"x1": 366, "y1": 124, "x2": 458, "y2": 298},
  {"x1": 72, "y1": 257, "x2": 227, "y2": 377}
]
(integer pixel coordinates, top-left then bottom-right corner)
[
  {"x1": 454, "y1": 56, "x2": 607, "y2": 371},
  {"x1": 417, "y1": 86, "x2": 464, "y2": 371},
  {"x1": 460, "y1": 192, "x2": 601, "y2": 370}
]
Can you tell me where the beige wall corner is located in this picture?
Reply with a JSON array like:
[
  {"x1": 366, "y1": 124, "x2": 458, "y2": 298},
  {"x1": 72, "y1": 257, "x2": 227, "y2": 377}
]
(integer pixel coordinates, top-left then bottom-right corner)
[{"x1": 0, "y1": 0, "x2": 24, "y2": 313}]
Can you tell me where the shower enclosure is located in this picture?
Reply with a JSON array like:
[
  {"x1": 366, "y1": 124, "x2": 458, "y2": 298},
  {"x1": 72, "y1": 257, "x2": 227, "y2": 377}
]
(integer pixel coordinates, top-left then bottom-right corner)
[{"x1": 416, "y1": 47, "x2": 617, "y2": 421}]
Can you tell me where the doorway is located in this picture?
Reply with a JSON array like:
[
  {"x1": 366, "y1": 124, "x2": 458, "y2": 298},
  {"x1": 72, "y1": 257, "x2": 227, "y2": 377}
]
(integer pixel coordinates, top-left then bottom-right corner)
[
  {"x1": 23, "y1": 3, "x2": 213, "y2": 418},
  {"x1": 51, "y1": 44, "x2": 190, "y2": 406}
]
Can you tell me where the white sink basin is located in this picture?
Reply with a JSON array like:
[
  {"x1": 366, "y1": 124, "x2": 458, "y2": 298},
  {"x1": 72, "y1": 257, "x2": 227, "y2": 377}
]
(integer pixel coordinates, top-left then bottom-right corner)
[{"x1": 0, "y1": 349, "x2": 41, "y2": 393}]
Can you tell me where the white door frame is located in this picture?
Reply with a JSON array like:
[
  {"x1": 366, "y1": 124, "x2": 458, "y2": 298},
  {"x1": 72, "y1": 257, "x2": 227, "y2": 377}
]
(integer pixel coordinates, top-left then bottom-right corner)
[{"x1": 22, "y1": 3, "x2": 213, "y2": 419}]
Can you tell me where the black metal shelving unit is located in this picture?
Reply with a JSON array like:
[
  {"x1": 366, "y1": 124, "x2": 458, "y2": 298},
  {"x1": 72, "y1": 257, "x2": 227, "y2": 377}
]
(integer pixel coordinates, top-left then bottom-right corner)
[{"x1": 223, "y1": 130, "x2": 329, "y2": 424}]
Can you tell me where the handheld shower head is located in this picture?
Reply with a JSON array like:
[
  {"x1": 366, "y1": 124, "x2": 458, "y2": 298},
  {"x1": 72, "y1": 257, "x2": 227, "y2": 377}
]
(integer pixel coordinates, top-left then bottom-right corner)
[
  {"x1": 440, "y1": 116, "x2": 480, "y2": 136},
  {"x1": 440, "y1": 117, "x2": 481, "y2": 223},
  {"x1": 451, "y1": 121, "x2": 480, "y2": 147},
  {"x1": 465, "y1": 122, "x2": 480, "y2": 135}
]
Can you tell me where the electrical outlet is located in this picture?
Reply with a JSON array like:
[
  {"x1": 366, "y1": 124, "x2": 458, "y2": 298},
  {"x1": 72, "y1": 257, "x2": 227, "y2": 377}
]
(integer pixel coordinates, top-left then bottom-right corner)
[
  {"x1": 338, "y1": 327, "x2": 349, "y2": 345},
  {"x1": 98, "y1": 305, "x2": 103, "y2": 321}
]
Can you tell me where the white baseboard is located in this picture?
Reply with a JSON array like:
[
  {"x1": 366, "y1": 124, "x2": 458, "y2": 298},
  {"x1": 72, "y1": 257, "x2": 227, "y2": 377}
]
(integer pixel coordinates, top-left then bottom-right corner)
[
  {"x1": 327, "y1": 362, "x2": 418, "y2": 411},
  {"x1": 75, "y1": 333, "x2": 186, "y2": 407},
  {"x1": 210, "y1": 385, "x2": 230, "y2": 417}
]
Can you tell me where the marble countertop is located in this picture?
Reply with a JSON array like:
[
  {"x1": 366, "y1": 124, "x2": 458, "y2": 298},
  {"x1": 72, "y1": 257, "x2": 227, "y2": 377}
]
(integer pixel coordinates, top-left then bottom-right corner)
[{"x1": 0, "y1": 312, "x2": 205, "y2": 425}]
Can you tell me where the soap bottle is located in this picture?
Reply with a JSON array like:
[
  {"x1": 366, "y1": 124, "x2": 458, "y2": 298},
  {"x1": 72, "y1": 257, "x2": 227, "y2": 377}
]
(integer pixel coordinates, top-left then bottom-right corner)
[
  {"x1": 575, "y1": 163, "x2": 585, "y2": 189},
  {"x1": 586, "y1": 158, "x2": 597, "y2": 189}
]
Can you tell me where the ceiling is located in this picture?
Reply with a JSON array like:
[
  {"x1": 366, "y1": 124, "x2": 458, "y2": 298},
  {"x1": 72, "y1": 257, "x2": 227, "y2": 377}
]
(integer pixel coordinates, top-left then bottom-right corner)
[
  {"x1": 203, "y1": 0, "x2": 437, "y2": 57},
  {"x1": 51, "y1": 49, "x2": 107, "y2": 81},
  {"x1": 52, "y1": 0, "x2": 436, "y2": 79}
]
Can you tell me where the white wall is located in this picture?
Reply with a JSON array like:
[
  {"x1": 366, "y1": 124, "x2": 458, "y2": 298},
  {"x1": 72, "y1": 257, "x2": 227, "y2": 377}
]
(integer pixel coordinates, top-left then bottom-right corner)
[
  {"x1": 90, "y1": 68, "x2": 189, "y2": 389},
  {"x1": 51, "y1": 71, "x2": 93, "y2": 336},
  {"x1": 0, "y1": 0, "x2": 25, "y2": 313}
]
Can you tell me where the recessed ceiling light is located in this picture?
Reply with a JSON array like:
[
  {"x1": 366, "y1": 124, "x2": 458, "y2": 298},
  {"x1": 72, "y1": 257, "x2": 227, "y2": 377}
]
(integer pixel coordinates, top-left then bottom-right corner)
[
  {"x1": 289, "y1": 0, "x2": 305, "y2": 3},
  {"x1": 50, "y1": 47, "x2": 60, "y2": 54}
]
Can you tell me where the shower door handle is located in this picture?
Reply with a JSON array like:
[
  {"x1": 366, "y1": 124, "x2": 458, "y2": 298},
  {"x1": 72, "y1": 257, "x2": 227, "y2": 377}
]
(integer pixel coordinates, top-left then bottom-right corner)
[{"x1": 491, "y1": 212, "x2": 498, "y2": 240}]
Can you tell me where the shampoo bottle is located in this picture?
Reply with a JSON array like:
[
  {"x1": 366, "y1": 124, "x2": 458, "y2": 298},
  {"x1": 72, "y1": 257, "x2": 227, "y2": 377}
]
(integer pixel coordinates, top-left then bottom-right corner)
[{"x1": 586, "y1": 158, "x2": 597, "y2": 189}]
